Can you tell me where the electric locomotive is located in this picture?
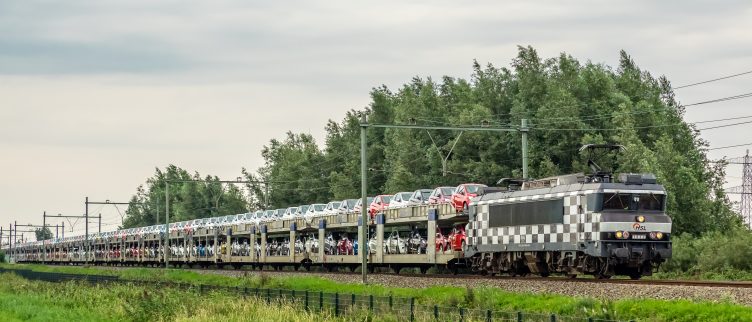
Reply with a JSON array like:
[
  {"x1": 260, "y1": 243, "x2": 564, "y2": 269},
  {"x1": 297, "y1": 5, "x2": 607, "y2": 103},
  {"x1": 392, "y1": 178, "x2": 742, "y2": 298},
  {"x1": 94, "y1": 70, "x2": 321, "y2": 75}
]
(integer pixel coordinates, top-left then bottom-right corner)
[{"x1": 465, "y1": 145, "x2": 672, "y2": 279}]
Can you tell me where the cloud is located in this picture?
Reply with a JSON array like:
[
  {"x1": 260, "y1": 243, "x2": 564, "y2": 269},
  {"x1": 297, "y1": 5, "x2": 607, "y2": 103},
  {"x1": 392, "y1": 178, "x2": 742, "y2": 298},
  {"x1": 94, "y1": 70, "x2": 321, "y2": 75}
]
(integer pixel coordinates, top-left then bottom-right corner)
[{"x1": 0, "y1": 0, "x2": 751, "y2": 229}]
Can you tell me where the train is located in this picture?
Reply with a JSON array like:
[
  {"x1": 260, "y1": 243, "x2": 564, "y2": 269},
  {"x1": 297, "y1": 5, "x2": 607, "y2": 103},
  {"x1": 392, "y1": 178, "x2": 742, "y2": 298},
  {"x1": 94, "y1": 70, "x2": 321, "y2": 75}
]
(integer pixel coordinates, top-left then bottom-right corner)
[{"x1": 4, "y1": 145, "x2": 672, "y2": 279}]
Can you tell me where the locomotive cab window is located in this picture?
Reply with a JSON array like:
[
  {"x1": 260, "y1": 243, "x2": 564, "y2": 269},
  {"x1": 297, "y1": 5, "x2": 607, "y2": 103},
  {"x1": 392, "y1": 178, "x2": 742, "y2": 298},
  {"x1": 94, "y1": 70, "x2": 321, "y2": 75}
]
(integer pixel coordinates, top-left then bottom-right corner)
[{"x1": 598, "y1": 193, "x2": 665, "y2": 211}]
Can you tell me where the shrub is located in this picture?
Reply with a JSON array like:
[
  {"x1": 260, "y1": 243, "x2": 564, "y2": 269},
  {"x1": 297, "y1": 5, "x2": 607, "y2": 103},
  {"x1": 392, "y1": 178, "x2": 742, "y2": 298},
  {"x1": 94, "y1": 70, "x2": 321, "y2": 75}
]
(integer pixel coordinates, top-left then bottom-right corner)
[{"x1": 660, "y1": 229, "x2": 752, "y2": 279}]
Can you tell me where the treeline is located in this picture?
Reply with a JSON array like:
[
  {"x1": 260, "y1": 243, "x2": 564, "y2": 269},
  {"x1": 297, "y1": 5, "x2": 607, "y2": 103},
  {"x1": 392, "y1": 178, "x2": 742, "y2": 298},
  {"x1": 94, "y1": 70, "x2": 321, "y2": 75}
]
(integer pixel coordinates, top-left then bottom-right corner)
[{"x1": 122, "y1": 46, "x2": 739, "y2": 236}]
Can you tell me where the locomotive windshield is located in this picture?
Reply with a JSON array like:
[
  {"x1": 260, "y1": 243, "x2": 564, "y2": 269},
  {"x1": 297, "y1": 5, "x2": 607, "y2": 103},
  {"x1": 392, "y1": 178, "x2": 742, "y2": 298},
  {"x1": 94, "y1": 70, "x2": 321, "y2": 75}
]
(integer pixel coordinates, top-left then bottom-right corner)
[{"x1": 600, "y1": 193, "x2": 664, "y2": 211}]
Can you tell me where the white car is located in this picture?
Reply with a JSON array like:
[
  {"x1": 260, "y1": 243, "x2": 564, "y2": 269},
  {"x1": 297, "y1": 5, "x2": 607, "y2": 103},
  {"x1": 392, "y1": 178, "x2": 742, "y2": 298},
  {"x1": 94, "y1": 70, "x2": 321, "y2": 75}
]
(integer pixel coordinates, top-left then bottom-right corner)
[
  {"x1": 337, "y1": 199, "x2": 358, "y2": 215},
  {"x1": 299, "y1": 205, "x2": 310, "y2": 216},
  {"x1": 388, "y1": 192, "x2": 414, "y2": 208},
  {"x1": 262, "y1": 210, "x2": 276, "y2": 221},
  {"x1": 205, "y1": 217, "x2": 220, "y2": 229},
  {"x1": 305, "y1": 204, "x2": 327, "y2": 217},
  {"x1": 352, "y1": 197, "x2": 373, "y2": 214},
  {"x1": 323, "y1": 201, "x2": 341, "y2": 215},
  {"x1": 385, "y1": 231, "x2": 407, "y2": 254},
  {"x1": 274, "y1": 209, "x2": 286, "y2": 220},
  {"x1": 408, "y1": 189, "x2": 433, "y2": 205},
  {"x1": 282, "y1": 207, "x2": 300, "y2": 220}
]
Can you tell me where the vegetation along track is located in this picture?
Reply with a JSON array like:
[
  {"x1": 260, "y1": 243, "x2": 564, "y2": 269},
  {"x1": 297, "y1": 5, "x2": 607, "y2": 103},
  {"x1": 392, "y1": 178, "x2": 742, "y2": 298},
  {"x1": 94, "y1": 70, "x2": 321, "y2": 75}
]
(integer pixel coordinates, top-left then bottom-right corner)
[
  {"x1": 80, "y1": 263, "x2": 752, "y2": 289},
  {"x1": 24, "y1": 263, "x2": 752, "y2": 305}
]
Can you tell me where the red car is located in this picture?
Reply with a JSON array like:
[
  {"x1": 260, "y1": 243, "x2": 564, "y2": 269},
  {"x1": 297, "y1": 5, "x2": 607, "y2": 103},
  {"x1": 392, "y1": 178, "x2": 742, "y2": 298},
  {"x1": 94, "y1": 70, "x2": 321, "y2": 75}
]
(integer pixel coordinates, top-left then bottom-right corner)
[
  {"x1": 451, "y1": 183, "x2": 487, "y2": 213},
  {"x1": 428, "y1": 187, "x2": 456, "y2": 204},
  {"x1": 435, "y1": 229, "x2": 449, "y2": 253},
  {"x1": 337, "y1": 234, "x2": 354, "y2": 255},
  {"x1": 447, "y1": 225, "x2": 467, "y2": 252},
  {"x1": 368, "y1": 194, "x2": 392, "y2": 218}
]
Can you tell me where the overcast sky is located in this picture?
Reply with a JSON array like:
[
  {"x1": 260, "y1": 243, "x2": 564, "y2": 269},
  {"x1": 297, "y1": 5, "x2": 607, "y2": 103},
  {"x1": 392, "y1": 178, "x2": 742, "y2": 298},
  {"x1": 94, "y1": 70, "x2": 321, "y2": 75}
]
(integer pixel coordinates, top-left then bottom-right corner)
[{"x1": 1, "y1": 1, "x2": 750, "y2": 239}]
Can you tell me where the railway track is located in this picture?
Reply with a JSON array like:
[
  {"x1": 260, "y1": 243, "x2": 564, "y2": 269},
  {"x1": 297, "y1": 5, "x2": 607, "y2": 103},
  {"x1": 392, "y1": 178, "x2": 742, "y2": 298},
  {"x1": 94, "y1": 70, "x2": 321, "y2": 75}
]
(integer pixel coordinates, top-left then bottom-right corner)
[{"x1": 77, "y1": 263, "x2": 752, "y2": 289}]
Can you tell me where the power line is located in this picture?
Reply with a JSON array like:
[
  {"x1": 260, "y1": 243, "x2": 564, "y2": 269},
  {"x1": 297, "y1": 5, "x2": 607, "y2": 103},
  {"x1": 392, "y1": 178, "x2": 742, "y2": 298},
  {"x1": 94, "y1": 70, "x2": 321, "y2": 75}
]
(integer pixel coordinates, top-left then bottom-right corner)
[
  {"x1": 532, "y1": 115, "x2": 752, "y2": 131},
  {"x1": 697, "y1": 120, "x2": 752, "y2": 131},
  {"x1": 674, "y1": 70, "x2": 752, "y2": 89},
  {"x1": 708, "y1": 142, "x2": 752, "y2": 151},
  {"x1": 683, "y1": 92, "x2": 752, "y2": 107}
]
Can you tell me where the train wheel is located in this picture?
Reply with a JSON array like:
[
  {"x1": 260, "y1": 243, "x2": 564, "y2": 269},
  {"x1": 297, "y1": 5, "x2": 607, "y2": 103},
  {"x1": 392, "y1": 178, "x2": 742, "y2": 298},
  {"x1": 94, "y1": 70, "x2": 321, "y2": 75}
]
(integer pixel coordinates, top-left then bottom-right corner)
[
  {"x1": 629, "y1": 270, "x2": 643, "y2": 280},
  {"x1": 463, "y1": 203, "x2": 468, "y2": 215}
]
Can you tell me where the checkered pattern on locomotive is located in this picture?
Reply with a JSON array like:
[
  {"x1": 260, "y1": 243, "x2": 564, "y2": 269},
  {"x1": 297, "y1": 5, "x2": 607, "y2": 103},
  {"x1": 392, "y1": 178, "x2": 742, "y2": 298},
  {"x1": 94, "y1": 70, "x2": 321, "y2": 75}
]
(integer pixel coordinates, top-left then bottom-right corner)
[{"x1": 468, "y1": 189, "x2": 601, "y2": 251}]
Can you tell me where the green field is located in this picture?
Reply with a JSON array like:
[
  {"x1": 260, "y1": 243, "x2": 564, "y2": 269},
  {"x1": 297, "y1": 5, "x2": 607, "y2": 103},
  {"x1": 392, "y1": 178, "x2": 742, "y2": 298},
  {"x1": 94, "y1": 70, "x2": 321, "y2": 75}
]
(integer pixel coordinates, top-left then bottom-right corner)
[
  {"x1": 0, "y1": 273, "x2": 358, "y2": 322},
  {"x1": 3, "y1": 264, "x2": 752, "y2": 321}
]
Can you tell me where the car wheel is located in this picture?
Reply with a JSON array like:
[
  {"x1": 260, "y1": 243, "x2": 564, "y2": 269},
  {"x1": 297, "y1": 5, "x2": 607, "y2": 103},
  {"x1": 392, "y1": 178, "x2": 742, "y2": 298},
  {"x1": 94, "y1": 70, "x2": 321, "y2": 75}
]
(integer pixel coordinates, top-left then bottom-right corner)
[{"x1": 463, "y1": 203, "x2": 468, "y2": 214}]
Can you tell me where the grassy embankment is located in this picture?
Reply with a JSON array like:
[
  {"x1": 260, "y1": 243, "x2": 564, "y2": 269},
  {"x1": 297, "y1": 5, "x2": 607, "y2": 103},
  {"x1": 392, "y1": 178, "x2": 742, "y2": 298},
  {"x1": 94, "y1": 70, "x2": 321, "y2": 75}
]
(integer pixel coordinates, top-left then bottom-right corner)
[
  {"x1": 0, "y1": 273, "x2": 353, "y2": 322},
  {"x1": 3, "y1": 263, "x2": 752, "y2": 321}
]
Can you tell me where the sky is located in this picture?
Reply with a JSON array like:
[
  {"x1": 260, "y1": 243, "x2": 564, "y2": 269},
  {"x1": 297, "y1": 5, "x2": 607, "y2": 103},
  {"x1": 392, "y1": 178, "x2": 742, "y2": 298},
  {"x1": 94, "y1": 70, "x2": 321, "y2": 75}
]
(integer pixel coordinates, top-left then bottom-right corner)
[{"x1": 1, "y1": 1, "x2": 751, "y2": 241}]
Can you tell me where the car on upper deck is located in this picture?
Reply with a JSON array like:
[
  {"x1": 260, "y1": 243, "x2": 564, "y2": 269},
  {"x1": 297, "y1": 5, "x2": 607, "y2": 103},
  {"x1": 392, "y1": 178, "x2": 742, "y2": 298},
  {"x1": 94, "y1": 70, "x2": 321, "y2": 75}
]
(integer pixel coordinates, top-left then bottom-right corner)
[{"x1": 451, "y1": 183, "x2": 487, "y2": 213}]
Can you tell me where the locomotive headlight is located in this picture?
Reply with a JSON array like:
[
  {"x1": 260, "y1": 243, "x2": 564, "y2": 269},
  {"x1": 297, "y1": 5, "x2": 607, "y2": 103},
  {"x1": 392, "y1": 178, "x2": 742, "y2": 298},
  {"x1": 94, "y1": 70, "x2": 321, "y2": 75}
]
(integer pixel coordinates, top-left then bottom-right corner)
[
  {"x1": 636, "y1": 215, "x2": 645, "y2": 223},
  {"x1": 615, "y1": 231, "x2": 623, "y2": 239},
  {"x1": 656, "y1": 232, "x2": 664, "y2": 240}
]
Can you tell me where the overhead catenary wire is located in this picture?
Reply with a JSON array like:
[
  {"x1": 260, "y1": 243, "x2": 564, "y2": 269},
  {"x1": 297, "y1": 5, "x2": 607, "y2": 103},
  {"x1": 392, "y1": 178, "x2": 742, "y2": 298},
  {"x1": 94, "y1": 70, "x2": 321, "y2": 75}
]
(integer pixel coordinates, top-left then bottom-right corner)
[
  {"x1": 708, "y1": 142, "x2": 752, "y2": 151},
  {"x1": 530, "y1": 115, "x2": 752, "y2": 131},
  {"x1": 674, "y1": 70, "x2": 752, "y2": 89},
  {"x1": 683, "y1": 92, "x2": 752, "y2": 107}
]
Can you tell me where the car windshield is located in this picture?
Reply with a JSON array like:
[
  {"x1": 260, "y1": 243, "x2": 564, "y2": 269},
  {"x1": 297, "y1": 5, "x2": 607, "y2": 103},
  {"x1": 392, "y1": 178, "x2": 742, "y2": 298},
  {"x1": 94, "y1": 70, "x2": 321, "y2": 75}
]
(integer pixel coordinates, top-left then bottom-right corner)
[
  {"x1": 330, "y1": 202, "x2": 341, "y2": 209},
  {"x1": 346, "y1": 199, "x2": 357, "y2": 207},
  {"x1": 381, "y1": 196, "x2": 392, "y2": 203},
  {"x1": 420, "y1": 190, "x2": 431, "y2": 199},
  {"x1": 466, "y1": 185, "x2": 485, "y2": 193},
  {"x1": 399, "y1": 192, "x2": 412, "y2": 199},
  {"x1": 314, "y1": 204, "x2": 325, "y2": 211},
  {"x1": 440, "y1": 187, "x2": 455, "y2": 195},
  {"x1": 300, "y1": 205, "x2": 309, "y2": 213}
]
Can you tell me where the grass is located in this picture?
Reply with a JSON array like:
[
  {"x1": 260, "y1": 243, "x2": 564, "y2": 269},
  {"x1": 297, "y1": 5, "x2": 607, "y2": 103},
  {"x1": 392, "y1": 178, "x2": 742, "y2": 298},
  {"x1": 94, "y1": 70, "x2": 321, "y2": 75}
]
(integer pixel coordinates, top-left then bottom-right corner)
[
  {"x1": 4, "y1": 263, "x2": 752, "y2": 321},
  {"x1": 0, "y1": 273, "x2": 363, "y2": 322}
]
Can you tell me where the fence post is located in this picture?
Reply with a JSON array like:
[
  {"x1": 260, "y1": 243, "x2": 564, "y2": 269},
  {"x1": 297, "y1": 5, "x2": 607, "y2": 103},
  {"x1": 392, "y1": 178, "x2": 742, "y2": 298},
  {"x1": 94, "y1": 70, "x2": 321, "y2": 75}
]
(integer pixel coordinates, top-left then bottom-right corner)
[
  {"x1": 335, "y1": 293, "x2": 340, "y2": 316},
  {"x1": 588, "y1": 318, "x2": 594, "y2": 322},
  {"x1": 319, "y1": 291, "x2": 323, "y2": 312},
  {"x1": 486, "y1": 309, "x2": 492, "y2": 322},
  {"x1": 305, "y1": 290, "x2": 309, "y2": 311},
  {"x1": 389, "y1": 295, "x2": 393, "y2": 309},
  {"x1": 266, "y1": 288, "x2": 271, "y2": 304},
  {"x1": 550, "y1": 314, "x2": 556, "y2": 322},
  {"x1": 369, "y1": 294, "x2": 373, "y2": 312},
  {"x1": 292, "y1": 289, "x2": 296, "y2": 303},
  {"x1": 351, "y1": 293, "x2": 355, "y2": 310},
  {"x1": 199, "y1": 284, "x2": 204, "y2": 294},
  {"x1": 278, "y1": 289, "x2": 282, "y2": 302},
  {"x1": 434, "y1": 305, "x2": 439, "y2": 320},
  {"x1": 517, "y1": 311, "x2": 523, "y2": 322},
  {"x1": 243, "y1": 287, "x2": 248, "y2": 298},
  {"x1": 410, "y1": 298, "x2": 415, "y2": 322},
  {"x1": 459, "y1": 307, "x2": 465, "y2": 322}
]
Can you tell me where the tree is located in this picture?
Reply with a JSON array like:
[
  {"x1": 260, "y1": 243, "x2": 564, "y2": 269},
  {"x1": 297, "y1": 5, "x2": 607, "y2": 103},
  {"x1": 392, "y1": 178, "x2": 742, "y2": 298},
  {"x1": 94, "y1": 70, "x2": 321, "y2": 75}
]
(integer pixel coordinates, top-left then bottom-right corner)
[
  {"x1": 245, "y1": 46, "x2": 739, "y2": 235},
  {"x1": 121, "y1": 165, "x2": 249, "y2": 228},
  {"x1": 35, "y1": 227, "x2": 53, "y2": 241}
]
